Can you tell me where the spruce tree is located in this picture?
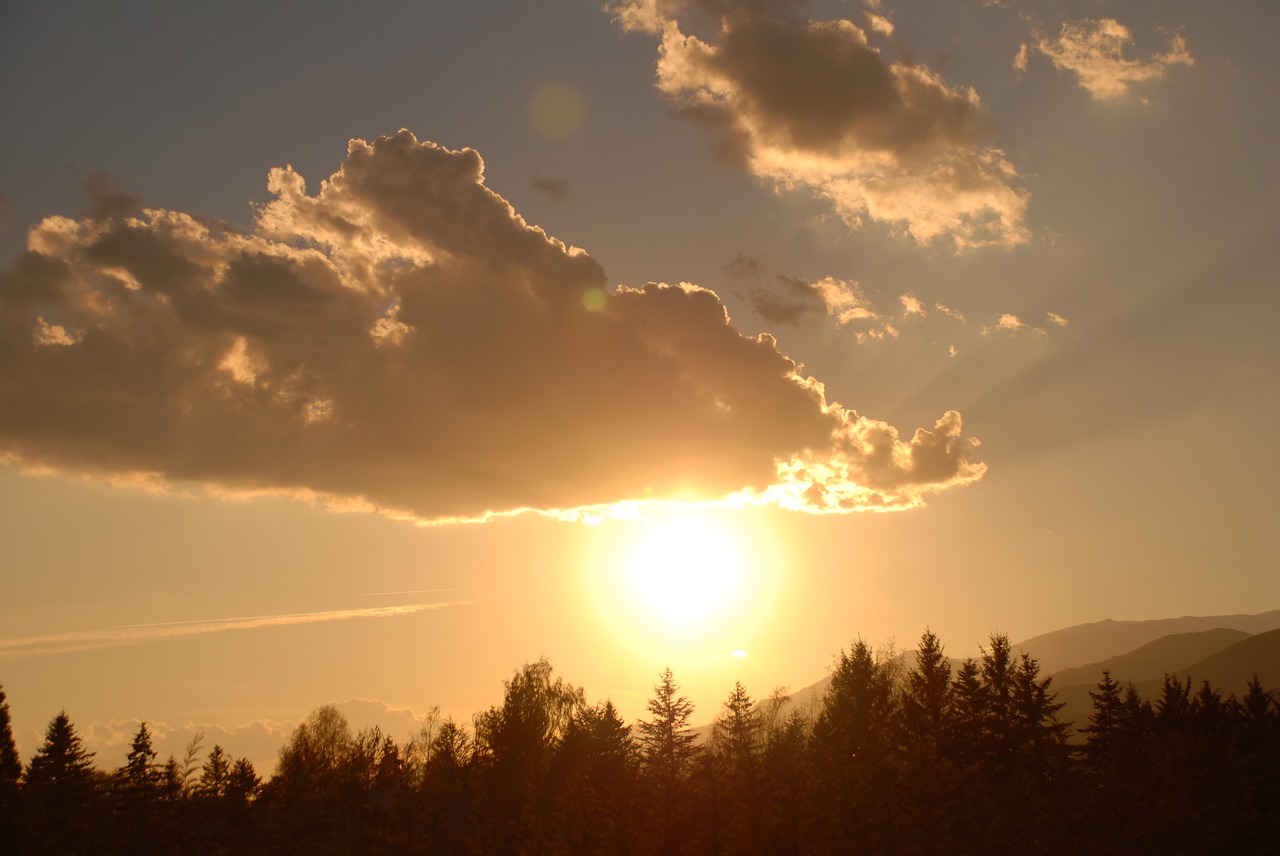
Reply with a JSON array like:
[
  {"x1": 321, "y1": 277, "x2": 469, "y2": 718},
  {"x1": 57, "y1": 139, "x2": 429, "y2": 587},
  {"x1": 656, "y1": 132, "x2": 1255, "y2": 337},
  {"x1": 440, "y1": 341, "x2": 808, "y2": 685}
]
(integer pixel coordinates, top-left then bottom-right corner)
[
  {"x1": 23, "y1": 711, "x2": 99, "y2": 853},
  {"x1": 118, "y1": 721, "x2": 161, "y2": 798},
  {"x1": 636, "y1": 668, "x2": 698, "y2": 856},
  {"x1": 0, "y1": 686, "x2": 21, "y2": 838},
  {"x1": 198, "y1": 744, "x2": 231, "y2": 799},
  {"x1": 713, "y1": 681, "x2": 763, "y2": 855},
  {"x1": 901, "y1": 629, "x2": 952, "y2": 757}
]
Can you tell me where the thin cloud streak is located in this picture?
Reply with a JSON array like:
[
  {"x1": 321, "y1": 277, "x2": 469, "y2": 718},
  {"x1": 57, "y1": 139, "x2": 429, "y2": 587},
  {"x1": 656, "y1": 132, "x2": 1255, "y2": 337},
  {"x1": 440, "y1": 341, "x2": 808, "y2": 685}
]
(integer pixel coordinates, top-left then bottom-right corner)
[
  {"x1": 359, "y1": 587, "x2": 478, "y2": 597},
  {"x1": 0, "y1": 600, "x2": 479, "y2": 661}
]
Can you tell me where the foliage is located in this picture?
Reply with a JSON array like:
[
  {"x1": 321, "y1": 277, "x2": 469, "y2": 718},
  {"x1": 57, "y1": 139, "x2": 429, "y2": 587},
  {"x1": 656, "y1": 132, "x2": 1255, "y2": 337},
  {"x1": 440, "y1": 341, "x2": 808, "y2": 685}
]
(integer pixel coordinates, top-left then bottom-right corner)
[{"x1": 4, "y1": 632, "x2": 1279, "y2": 854}]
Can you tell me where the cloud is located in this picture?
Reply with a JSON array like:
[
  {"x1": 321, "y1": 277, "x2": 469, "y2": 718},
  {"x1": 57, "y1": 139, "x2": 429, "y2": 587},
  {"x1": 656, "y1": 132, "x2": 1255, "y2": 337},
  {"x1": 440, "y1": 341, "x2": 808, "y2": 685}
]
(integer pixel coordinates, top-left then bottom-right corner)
[
  {"x1": 531, "y1": 172, "x2": 571, "y2": 201},
  {"x1": 68, "y1": 697, "x2": 435, "y2": 777},
  {"x1": 737, "y1": 270, "x2": 877, "y2": 327},
  {"x1": 1035, "y1": 18, "x2": 1193, "y2": 102},
  {"x1": 982, "y1": 310, "x2": 1067, "y2": 337},
  {"x1": 1013, "y1": 43, "x2": 1030, "y2": 74},
  {"x1": 607, "y1": 0, "x2": 1028, "y2": 249},
  {"x1": 0, "y1": 600, "x2": 477, "y2": 660},
  {"x1": 0, "y1": 131, "x2": 984, "y2": 521}
]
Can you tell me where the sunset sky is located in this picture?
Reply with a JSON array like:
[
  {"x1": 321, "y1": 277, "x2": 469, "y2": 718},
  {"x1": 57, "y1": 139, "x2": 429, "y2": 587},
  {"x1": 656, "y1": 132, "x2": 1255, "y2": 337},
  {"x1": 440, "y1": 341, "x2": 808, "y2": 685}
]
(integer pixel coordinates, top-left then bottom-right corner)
[{"x1": 2, "y1": 0, "x2": 1277, "y2": 770}]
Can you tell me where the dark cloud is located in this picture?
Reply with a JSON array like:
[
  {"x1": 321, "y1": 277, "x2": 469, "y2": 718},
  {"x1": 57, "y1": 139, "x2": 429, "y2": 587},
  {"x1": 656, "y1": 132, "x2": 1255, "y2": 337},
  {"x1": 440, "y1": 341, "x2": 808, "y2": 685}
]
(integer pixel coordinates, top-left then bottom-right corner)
[
  {"x1": 531, "y1": 172, "x2": 571, "y2": 201},
  {"x1": 0, "y1": 131, "x2": 984, "y2": 521}
]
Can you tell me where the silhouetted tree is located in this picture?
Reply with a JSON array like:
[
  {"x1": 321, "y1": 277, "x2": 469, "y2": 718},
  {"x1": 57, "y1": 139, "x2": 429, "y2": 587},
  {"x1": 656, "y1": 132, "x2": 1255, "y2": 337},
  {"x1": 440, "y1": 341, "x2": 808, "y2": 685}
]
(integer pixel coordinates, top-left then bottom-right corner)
[
  {"x1": 0, "y1": 685, "x2": 21, "y2": 840},
  {"x1": 198, "y1": 744, "x2": 231, "y2": 799},
  {"x1": 473, "y1": 657, "x2": 584, "y2": 854},
  {"x1": 899, "y1": 630, "x2": 959, "y2": 853},
  {"x1": 552, "y1": 700, "x2": 642, "y2": 855},
  {"x1": 118, "y1": 722, "x2": 162, "y2": 796},
  {"x1": 811, "y1": 640, "x2": 899, "y2": 853},
  {"x1": 756, "y1": 695, "x2": 811, "y2": 856},
  {"x1": 945, "y1": 657, "x2": 984, "y2": 767},
  {"x1": 1082, "y1": 670, "x2": 1124, "y2": 762},
  {"x1": 22, "y1": 711, "x2": 102, "y2": 854},
  {"x1": 415, "y1": 716, "x2": 474, "y2": 854},
  {"x1": 113, "y1": 722, "x2": 167, "y2": 854},
  {"x1": 636, "y1": 667, "x2": 699, "y2": 856},
  {"x1": 262, "y1": 704, "x2": 356, "y2": 853},
  {"x1": 712, "y1": 681, "x2": 763, "y2": 854},
  {"x1": 901, "y1": 629, "x2": 952, "y2": 758},
  {"x1": 227, "y1": 756, "x2": 261, "y2": 802}
]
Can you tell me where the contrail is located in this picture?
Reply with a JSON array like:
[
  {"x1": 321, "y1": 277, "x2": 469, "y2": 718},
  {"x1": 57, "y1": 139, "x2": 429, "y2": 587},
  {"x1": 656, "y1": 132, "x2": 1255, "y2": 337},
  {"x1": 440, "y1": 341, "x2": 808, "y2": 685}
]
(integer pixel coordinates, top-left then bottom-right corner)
[
  {"x1": 0, "y1": 600, "x2": 480, "y2": 660},
  {"x1": 359, "y1": 587, "x2": 478, "y2": 597}
]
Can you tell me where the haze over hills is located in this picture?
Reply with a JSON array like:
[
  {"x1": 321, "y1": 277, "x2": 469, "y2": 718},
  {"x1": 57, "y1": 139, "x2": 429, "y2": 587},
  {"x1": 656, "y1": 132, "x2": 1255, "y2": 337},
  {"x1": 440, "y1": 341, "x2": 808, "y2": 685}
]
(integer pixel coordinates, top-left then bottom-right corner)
[
  {"x1": 719, "y1": 609, "x2": 1280, "y2": 738},
  {"x1": 1048, "y1": 628, "x2": 1253, "y2": 688},
  {"x1": 1050, "y1": 626, "x2": 1280, "y2": 733},
  {"x1": 1012, "y1": 610, "x2": 1280, "y2": 675}
]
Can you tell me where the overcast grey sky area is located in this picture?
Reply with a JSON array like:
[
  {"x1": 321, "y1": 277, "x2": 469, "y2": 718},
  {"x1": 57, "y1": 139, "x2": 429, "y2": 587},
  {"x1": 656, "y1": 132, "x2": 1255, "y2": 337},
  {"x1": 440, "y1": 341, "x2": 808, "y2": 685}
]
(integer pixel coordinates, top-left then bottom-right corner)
[{"x1": 1, "y1": 0, "x2": 1277, "y2": 772}]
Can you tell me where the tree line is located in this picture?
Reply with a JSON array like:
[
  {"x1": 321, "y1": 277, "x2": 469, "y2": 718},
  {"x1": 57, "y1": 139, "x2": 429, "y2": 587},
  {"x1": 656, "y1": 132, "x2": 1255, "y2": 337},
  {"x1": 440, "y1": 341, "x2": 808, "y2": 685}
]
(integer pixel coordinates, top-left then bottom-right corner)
[{"x1": 2, "y1": 629, "x2": 1277, "y2": 854}]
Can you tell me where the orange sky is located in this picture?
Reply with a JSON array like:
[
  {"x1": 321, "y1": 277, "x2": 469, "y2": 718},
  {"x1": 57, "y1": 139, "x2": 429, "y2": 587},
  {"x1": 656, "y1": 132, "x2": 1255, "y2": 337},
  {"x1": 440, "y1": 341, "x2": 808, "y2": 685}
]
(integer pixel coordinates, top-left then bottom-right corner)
[{"x1": 1, "y1": 0, "x2": 1277, "y2": 772}]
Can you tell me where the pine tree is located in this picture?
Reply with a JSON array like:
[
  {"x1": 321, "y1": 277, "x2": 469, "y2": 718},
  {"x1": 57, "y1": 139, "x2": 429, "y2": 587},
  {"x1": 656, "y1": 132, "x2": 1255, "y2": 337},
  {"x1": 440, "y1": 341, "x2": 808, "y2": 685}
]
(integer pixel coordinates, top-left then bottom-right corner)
[
  {"x1": 0, "y1": 686, "x2": 21, "y2": 840},
  {"x1": 636, "y1": 668, "x2": 698, "y2": 786},
  {"x1": 0, "y1": 685, "x2": 20, "y2": 818},
  {"x1": 901, "y1": 629, "x2": 952, "y2": 758},
  {"x1": 226, "y1": 757, "x2": 261, "y2": 802},
  {"x1": 553, "y1": 700, "x2": 641, "y2": 854},
  {"x1": 23, "y1": 711, "x2": 100, "y2": 853},
  {"x1": 713, "y1": 681, "x2": 763, "y2": 855},
  {"x1": 198, "y1": 744, "x2": 231, "y2": 799},
  {"x1": 118, "y1": 721, "x2": 161, "y2": 796},
  {"x1": 636, "y1": 667, "x2": 698, "y2": 856},
  {"x1": 811, "y1": 640, "x2": 899, "y2": 853},
  {"x1": 946, "y1": 657, "x2": 985, "y2": 766}
]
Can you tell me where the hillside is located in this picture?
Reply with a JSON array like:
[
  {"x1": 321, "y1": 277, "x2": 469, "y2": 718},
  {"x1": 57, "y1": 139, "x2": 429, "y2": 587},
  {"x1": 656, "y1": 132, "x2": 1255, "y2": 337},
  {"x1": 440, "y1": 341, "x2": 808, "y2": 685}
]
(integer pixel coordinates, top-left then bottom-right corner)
[
  {"x1": 1051, "y1": 627, "x2": 1280, "y2": 734},
  {"x1": 1012, "y1": 609, "x2": 1280, "y2": 675},
  {"x1": 1048, "y1": 627, "x2": 1252, "y2": 688}
]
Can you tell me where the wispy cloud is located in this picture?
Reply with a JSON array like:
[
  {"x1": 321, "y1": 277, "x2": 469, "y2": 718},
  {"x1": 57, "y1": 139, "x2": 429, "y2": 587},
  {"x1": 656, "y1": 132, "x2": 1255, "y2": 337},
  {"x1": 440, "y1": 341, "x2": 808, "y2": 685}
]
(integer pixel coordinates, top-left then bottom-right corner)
[
  {"x1": 0, "y1": 600, "x2": 478, "y2": 660},
  {"x1": 1035, "y1": 18, "x2": 1193, "y2": 102}
]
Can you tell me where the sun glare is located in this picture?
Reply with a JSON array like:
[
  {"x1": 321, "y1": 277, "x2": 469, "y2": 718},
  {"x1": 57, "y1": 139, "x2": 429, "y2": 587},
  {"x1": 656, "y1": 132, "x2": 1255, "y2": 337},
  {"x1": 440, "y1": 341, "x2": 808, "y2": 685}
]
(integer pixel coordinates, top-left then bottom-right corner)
[
  {"x1": 626, "y1": 514, "x2": 744, "y2": 628},
  {"x1": 583, "y1": 505, "x2": 784, "y2": 663}
]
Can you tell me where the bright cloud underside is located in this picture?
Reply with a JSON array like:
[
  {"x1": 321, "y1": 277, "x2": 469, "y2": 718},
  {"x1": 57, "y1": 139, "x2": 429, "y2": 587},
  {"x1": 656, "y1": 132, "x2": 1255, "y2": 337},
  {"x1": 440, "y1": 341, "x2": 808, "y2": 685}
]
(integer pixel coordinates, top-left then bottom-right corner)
[{"x1": 0, "y1": 131, "x2": 984, "y2": 522}]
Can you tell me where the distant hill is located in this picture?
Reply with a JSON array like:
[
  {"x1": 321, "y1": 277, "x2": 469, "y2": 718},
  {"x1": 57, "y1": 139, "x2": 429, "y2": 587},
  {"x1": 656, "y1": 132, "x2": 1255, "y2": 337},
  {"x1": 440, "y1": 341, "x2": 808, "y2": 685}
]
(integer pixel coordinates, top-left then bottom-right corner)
[
  {"x1": 1013, "y1": 610, "x2": 1280, "y2": 675},
  {"x1": 1048, "y1": 628, "x2": 1252, "y2": 688},
  {"x1": 1168, "y1": 626, "x2": 1280, "y2": 693},
  {"x1": 1050, "y1": 627, "x2": 1280, "y2": 735}
]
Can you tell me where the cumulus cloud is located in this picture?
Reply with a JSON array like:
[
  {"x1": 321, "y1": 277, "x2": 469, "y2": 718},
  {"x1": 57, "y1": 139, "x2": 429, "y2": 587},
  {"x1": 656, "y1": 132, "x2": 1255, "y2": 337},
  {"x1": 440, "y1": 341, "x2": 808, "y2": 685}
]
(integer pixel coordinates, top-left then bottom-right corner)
[
  {"x1": 607, "y1": 0, "x2": 1028, "y2": 249},
  {"x1": 0, "y1": 131, "x2": 984, "y2": 521},
  {"x1": 1036, "y1": 18, "x2": 1193, "y2": 102}
]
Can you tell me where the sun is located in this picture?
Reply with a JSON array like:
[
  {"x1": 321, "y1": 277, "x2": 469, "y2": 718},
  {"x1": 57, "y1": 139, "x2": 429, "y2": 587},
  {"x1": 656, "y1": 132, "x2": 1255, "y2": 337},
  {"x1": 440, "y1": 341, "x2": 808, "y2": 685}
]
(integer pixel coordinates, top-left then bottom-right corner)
[
  {"x1": 625, "y1": 512, "x2": 746, "y2": 629},
  {"x1": 581, "y1": 503, "x2": 785, "y2": 665}
]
